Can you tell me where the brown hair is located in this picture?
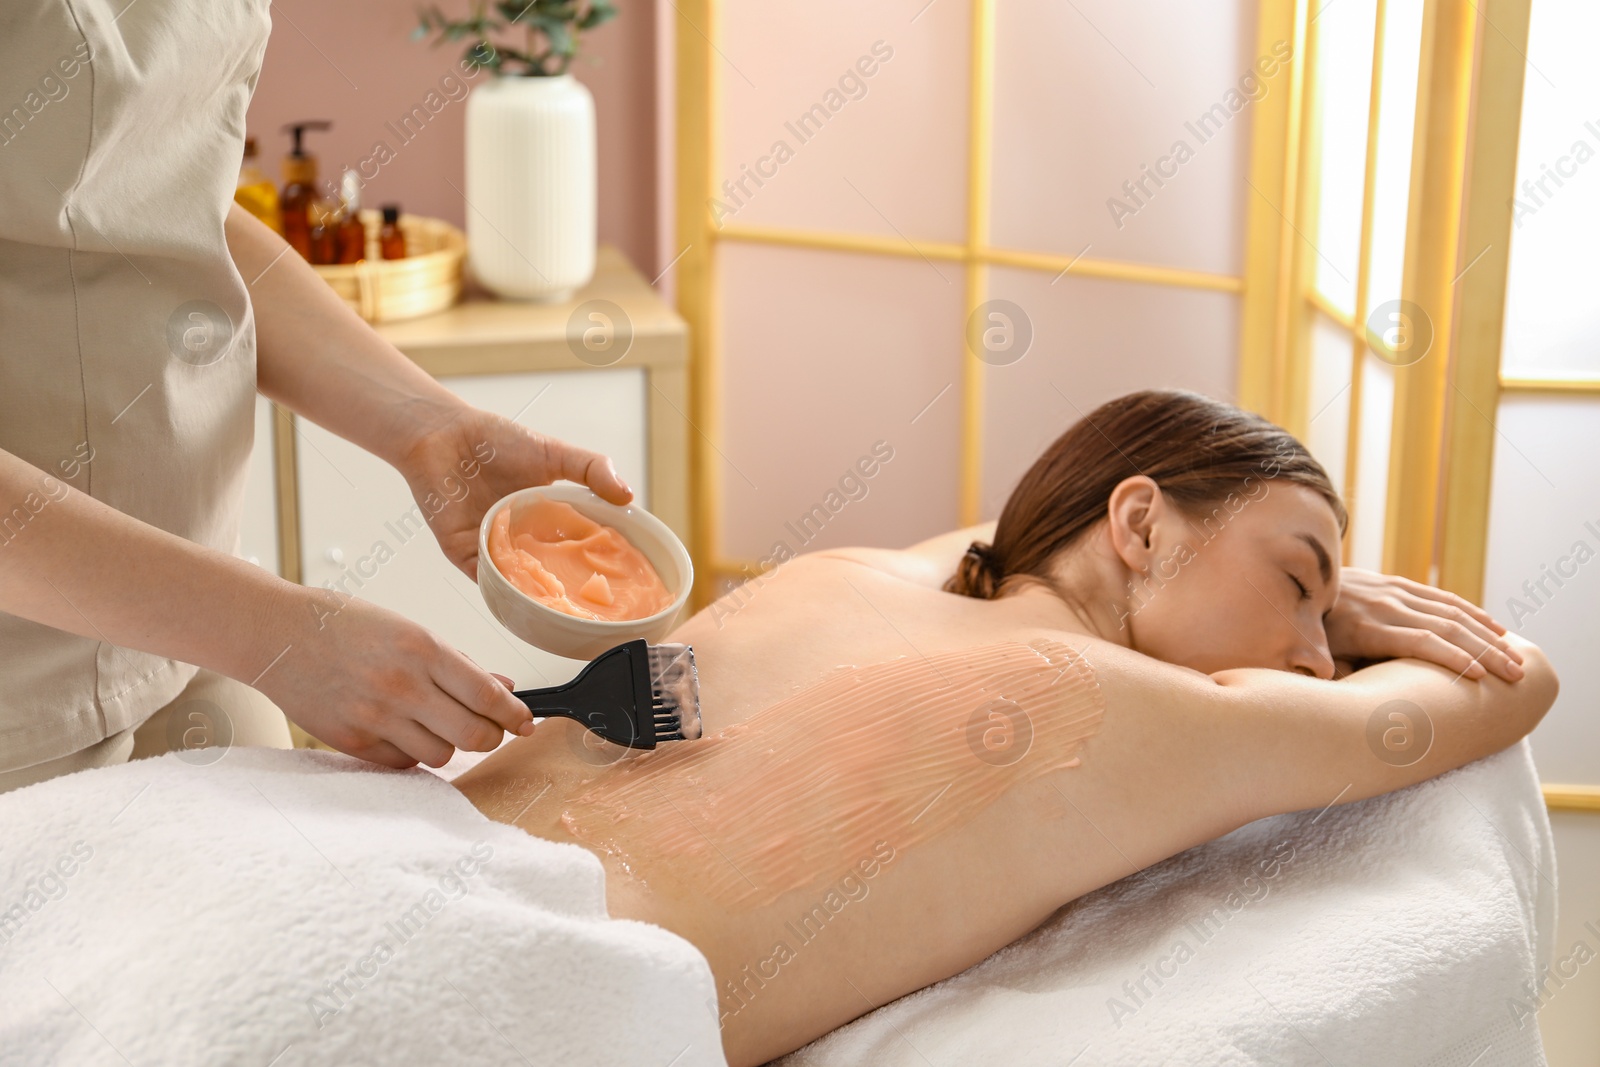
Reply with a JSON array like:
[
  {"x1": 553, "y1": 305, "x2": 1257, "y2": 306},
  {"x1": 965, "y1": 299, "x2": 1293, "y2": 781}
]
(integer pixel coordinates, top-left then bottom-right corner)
[{"x1": 945, "y1": 390, "x2": 1347, "y2": 599}]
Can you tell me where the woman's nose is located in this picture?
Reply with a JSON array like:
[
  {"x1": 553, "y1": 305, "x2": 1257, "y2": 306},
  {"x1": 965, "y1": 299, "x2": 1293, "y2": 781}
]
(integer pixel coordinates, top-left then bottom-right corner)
[{"x1": 1289, "y1": 628, "x2": 1336, "y2": 680}]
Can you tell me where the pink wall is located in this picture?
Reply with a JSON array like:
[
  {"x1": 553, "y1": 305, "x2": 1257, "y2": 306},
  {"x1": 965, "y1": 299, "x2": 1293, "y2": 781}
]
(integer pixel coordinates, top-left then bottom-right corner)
[
  {"x1": 706, "y1": 0, "x2": 1254, "y2": 558},
  {"x1": 246, "y1": 0, "x2": 660, "y2": 279}
]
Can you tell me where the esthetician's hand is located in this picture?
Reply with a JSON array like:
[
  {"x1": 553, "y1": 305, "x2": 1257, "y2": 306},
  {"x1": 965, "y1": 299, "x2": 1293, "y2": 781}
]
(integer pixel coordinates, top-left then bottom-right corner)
[
  {"x1": 256, "y1": 591, "x2": 535, "y2": 768},
  {"x1": 393, "y1": 403, "x2": 634, "y2": 581},
  {"x1": 1324, "y1": 568, "x2": 1526, "y2": 682}
]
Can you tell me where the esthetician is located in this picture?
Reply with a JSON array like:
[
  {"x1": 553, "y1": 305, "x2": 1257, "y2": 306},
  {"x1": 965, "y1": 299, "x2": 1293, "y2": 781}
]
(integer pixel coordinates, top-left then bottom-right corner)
[{"x1": 0, "y1": 2, "x2": 632, "y2": 791}]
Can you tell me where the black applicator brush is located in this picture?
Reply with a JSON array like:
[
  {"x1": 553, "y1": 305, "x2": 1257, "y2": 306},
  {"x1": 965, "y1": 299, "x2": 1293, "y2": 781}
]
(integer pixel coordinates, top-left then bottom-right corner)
[{"x1": 513, "y1": 640, "x2": 702, "y2": 750}]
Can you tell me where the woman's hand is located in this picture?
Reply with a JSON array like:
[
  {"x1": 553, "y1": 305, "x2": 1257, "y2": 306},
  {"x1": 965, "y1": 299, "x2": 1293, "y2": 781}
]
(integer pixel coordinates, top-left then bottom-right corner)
[
  {"x1": 392, "y1": 403, "x2": 634, "y2": 581},
  {"x1": 255, "y1": 590, "x2": 536, "y2": 768},
  {"x1": 1325, "y1": 568, "x2": 1525, "y2": 682}
]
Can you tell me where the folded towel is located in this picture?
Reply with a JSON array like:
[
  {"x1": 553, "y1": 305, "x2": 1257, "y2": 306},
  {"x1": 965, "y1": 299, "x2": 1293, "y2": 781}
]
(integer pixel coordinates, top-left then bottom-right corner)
[
  {"x1": 775, "y1": 739, "x2": 1556, "y2": 1067},
  {"x1": 0, "y1": 748, "x2": 727, "y2": 1066}
]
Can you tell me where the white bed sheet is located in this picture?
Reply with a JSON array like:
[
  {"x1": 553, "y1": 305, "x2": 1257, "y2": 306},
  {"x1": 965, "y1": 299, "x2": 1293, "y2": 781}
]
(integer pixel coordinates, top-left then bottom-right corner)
[{"x1": 774, "y1": 740, "x2": 1555, "y2": 1067}]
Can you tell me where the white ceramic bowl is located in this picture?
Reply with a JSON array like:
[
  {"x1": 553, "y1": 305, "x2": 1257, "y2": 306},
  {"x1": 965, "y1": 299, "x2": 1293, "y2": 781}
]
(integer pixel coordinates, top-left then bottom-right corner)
[{"x1": 477, "y1": 484, "x2": 693, "y2": 661}]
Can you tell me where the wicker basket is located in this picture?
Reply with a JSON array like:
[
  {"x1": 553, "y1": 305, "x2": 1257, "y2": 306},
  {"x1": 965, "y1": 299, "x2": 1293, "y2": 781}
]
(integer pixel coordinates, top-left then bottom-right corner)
[{"x1": 311, "y1": 210, "x2": 466, "y2": 324}]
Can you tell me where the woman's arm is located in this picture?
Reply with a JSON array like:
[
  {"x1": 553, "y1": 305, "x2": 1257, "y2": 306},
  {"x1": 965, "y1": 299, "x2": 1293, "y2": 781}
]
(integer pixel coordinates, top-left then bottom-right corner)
[
  {"x1": 1210, "y1": 631, "x2": 1557, "y2": 819},
  {"x1": 1326, "y1": 567, "x2": 1524, "y2": 682},
  {"x1": 0, "y1": 447, "x2": 531, "y2": 767}
]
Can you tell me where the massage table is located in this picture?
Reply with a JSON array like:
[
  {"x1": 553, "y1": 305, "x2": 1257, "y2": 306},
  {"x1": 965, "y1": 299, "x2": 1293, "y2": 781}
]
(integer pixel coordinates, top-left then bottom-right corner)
[{"x1": 0, "y1": 739, "x2": 1553, "y2": 1065}]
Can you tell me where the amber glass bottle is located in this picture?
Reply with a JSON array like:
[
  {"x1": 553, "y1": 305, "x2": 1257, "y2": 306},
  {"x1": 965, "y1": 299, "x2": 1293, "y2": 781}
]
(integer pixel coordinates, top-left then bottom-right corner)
[
  {"x1": 335, "y1": 168, "x2": 366, "y2": 264},
  {"x1": 306, "y1": 184, "x2": 340, "y2": 266},
  {"x1": 379, "y1": 205, "x2": 406, "y2": 260},
  {"x1": 280, "y1": 120, "x2": 331, "y2": 261}
]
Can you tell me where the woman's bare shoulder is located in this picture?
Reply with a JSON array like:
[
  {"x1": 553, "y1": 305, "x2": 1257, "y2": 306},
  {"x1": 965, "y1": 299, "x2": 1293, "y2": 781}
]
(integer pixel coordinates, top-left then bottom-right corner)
[
  {"x1": 992, "y1": 622, "x2": 1216, "y2": 695},
  {"x1": 799, "y1": 544, "x2": 951, "y2": 588},
  {"x1": 802, "y1": 521, "x2": 1000, "y2": 589}
]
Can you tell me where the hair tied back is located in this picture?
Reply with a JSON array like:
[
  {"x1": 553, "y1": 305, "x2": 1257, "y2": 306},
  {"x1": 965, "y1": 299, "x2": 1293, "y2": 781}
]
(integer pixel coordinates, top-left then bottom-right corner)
[{"x1": 947, "y1": 539, "x2": 1002, "y2": 600}]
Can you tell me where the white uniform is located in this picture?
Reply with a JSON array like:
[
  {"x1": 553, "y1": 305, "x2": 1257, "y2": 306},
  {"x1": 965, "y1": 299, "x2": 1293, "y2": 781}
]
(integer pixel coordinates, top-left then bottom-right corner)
[{"x1": 0, "y1": 0, "x2": 281, "y2": 776}]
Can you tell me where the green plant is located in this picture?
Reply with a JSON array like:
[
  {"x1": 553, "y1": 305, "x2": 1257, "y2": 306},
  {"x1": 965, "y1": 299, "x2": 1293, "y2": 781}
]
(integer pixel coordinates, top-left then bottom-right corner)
[{"x1": 413, "y1": 0, "x2": 618, "y2": 77}]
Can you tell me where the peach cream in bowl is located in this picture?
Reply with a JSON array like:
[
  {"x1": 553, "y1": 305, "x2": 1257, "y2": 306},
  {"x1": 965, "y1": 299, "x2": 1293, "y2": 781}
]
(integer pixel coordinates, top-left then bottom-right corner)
[{"x1": 477, "y1": 484, "x2": 693, "y2": 661}]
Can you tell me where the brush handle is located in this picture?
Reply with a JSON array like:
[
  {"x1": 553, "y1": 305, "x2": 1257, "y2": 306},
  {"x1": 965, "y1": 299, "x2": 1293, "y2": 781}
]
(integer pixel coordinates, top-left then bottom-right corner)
[
  {"x1": 511, "y1": 689, "x2": 587, "y2": 720},
  {"x1": 508, "y1": 640, "x2": 653, "y2": 748},
  {"x1": 510, "y1": 668, "x2": 586, "y2": 717}
]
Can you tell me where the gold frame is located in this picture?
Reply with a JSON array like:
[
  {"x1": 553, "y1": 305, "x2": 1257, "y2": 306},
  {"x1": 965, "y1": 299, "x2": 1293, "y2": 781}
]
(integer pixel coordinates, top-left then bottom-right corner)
[
  {"x1": 1545, "y1": 785, "x2": 1600, "y2": 813},
  {"x1": 1239, "y1": 0, "x2": 1307, "y2": 421},
  {"x1": 1381, "y1": 0, "x2": 1478, "y2": 580},
  {"x1": 1435, "y1": 0, "x2": 1531, "y2": 600}
]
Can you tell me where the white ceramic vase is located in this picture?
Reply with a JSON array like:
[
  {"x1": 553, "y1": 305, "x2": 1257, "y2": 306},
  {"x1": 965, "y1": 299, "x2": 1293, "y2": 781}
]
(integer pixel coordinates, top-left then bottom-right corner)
[{"x1": 464, "y1": 73, "x2": 596, "y2": 302}]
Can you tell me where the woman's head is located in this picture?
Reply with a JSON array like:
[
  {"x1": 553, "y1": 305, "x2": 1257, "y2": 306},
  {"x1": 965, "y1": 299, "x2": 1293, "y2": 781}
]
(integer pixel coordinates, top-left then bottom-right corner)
[{"x1": 946, "y1": 390, "x2": 1347, "y2": 677}]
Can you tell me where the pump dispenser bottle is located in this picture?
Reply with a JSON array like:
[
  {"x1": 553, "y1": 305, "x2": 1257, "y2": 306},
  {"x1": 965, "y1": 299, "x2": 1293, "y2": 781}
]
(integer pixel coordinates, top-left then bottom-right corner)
[{"x1": 280, "y1": 120, "x2": 332, "y2": 260}]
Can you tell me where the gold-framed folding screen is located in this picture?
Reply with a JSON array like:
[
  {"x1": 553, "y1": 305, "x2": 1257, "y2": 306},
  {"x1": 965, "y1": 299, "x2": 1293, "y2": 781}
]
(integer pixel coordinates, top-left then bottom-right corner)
[
  {"x1": 676, "y1": 0, "x2": 1297, "y2": 611},
  {"x1": 672, "y1": 0, "x2": 1595, "y2": 817}
]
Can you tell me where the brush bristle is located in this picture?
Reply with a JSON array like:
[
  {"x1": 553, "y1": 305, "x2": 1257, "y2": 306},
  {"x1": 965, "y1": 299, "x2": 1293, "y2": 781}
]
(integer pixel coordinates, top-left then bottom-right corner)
[{"x1": 647, "y1": 643, "x2": 702, "y2": 741}]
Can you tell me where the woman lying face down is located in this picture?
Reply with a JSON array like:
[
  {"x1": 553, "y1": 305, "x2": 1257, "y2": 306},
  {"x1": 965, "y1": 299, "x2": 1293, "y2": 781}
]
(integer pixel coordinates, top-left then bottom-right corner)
[
  {"x1": 939, "y1": 389, "x2": 1523, "y2": 684},
  {"x1": 454, "y1": 389, "x2": 1554, "y2": 1067}
]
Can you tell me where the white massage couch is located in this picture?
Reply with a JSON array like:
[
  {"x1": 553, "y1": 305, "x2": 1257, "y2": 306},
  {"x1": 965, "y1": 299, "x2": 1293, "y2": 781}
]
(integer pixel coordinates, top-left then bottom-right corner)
[
  {"x1": 772, "y1": 738, "x2": 1556, "y2": 1067},
  {"x1": 0, "y1": 740, "x2": 1553, "y2": 1066}
]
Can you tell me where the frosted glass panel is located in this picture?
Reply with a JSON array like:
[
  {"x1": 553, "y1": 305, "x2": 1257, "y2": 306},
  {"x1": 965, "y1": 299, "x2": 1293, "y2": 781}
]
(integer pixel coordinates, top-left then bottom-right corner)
[
  {"x1": 979, "y1": 268, "x2": 1239, "y2": 518},
  {"x1": 1347, "y1": 350, "x2": 1393, "y2": 570},
  {"x1": 990, "y1": 0, "x2": 1254, "y2": 276},
  {"x1": 1305, "y1": 315, "x2": 1355, "y2": 495},
  {"x1": 715, "y1": 0, "x2": 969, "y2": 242},
  {"x1": 1311, "y1": 0, "x2": 1380, "y2": 315},
  {"x1": 1500, "y1": 2, "x2": 1600, "y2": 377},
  {"x1": 1364, "y1": 0, "x2": 1425, "y2": 318},
  {"x1": 718, "y1": 243, "x2": 964, "y2": 558},
  {"x1": 1483, "y1": 396, "x2": 1600, "y2": 784}
]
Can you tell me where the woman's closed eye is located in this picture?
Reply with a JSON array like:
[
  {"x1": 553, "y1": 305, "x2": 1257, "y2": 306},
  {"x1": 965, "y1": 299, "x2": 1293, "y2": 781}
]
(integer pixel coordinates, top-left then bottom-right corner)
[{"x1": 1288, "y1": 572, "x2": 1312, "y2": 601}]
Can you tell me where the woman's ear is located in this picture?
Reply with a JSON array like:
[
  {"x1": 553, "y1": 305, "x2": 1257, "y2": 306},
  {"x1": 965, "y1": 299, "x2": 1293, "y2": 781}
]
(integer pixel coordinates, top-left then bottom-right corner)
[{"x1": 1104, "y1": 475, "x2": 1163, "y2": 574}]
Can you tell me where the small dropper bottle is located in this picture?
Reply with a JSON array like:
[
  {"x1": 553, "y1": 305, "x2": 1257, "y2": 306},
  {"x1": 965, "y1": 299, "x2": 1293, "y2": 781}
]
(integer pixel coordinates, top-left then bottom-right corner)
[{"x1": 378, "y1": 205, "x2": 406, "y2": 260}]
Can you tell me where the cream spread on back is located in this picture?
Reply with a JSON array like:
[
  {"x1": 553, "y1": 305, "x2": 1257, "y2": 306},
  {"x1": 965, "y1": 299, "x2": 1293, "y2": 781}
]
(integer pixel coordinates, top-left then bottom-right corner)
[{"x1": 560, "y1": 638, "x2": 1105, "y2": 909}]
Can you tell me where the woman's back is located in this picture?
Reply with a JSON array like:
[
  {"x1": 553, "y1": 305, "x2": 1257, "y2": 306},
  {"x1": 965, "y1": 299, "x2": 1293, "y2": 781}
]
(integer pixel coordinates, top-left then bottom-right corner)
[
  {"x1": 455, "y1": 551, "x2": 1262, "y2": 1065},
  {"x1": 457, "y1": 537, "x2": 1553, "y2": 1066}
]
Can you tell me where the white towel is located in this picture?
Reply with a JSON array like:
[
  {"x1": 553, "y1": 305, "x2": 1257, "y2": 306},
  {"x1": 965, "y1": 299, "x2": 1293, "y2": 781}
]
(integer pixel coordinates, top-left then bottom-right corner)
[
  {"x1": 0, "y1": 748, "x2": 727, "y2": 1067},
  {"x1": 775, "y1": 740, "x2": 1556, "y2": 1067}
]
